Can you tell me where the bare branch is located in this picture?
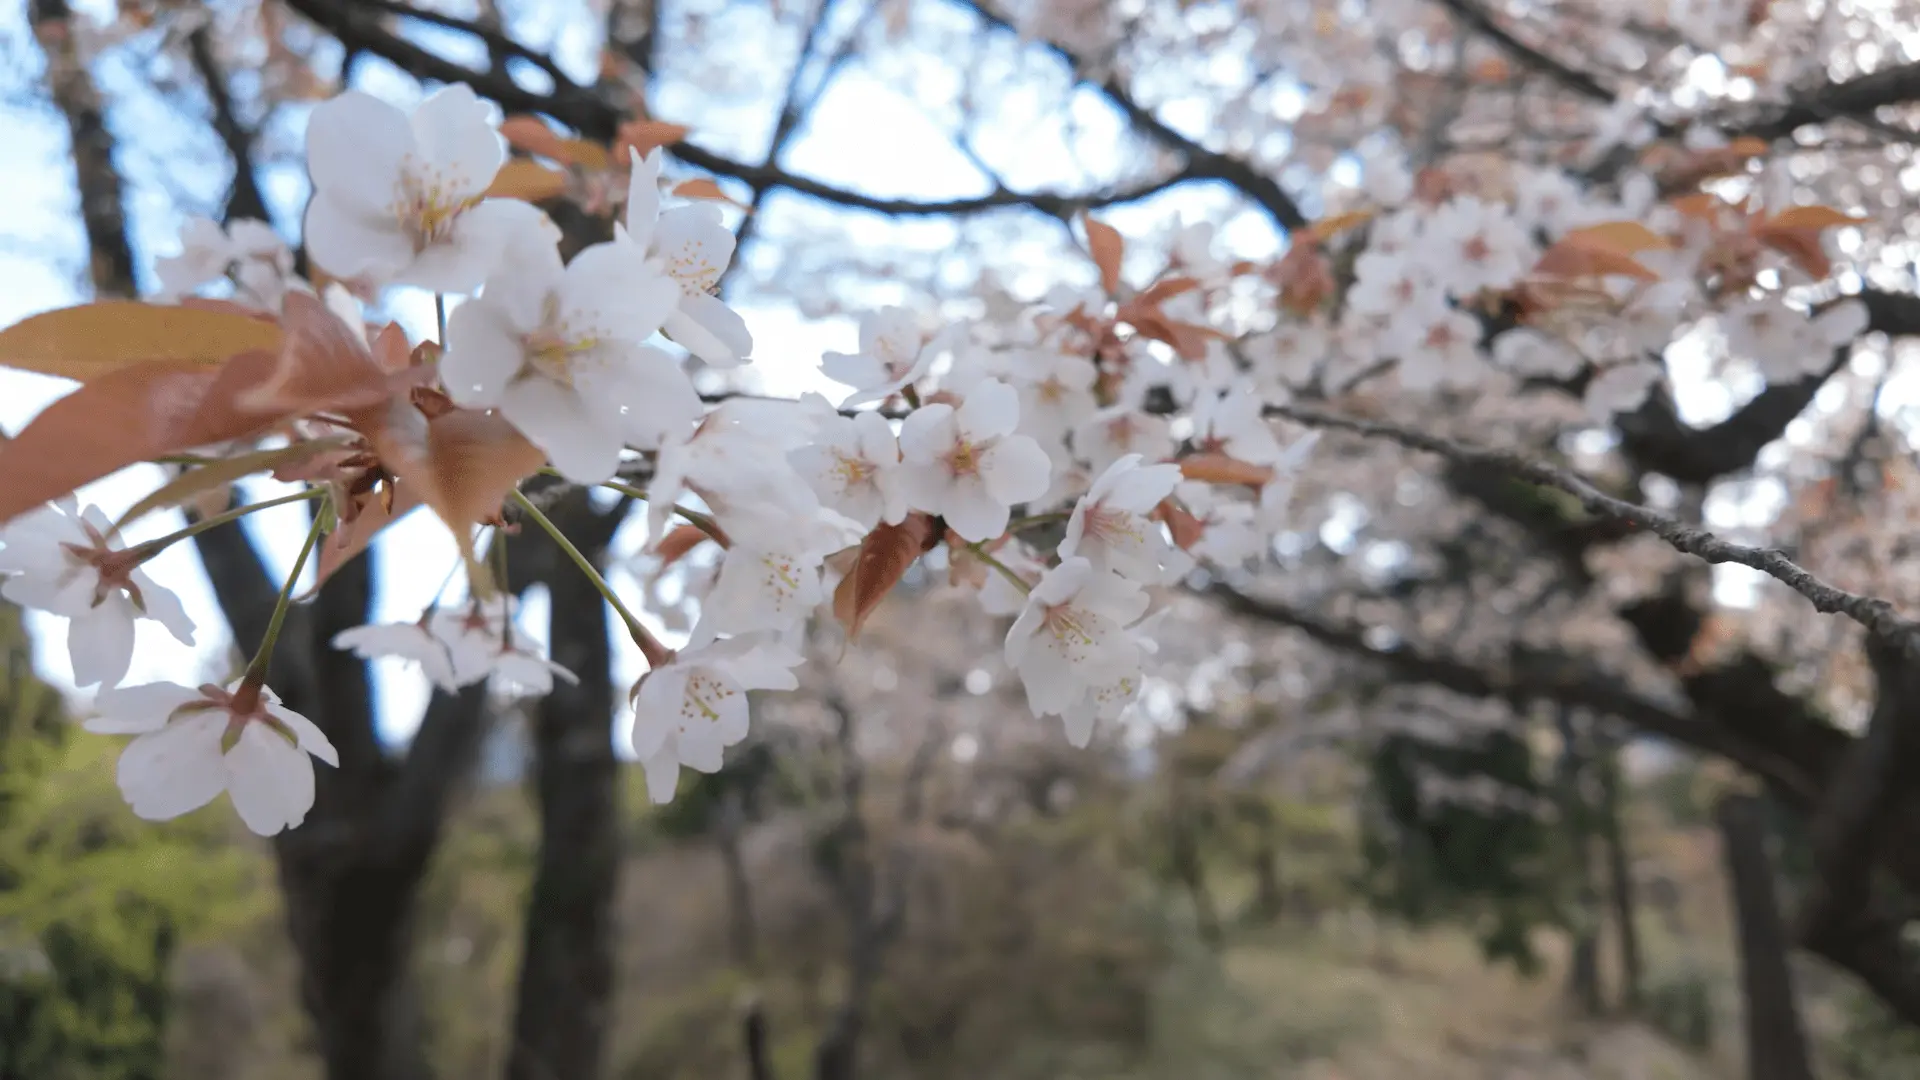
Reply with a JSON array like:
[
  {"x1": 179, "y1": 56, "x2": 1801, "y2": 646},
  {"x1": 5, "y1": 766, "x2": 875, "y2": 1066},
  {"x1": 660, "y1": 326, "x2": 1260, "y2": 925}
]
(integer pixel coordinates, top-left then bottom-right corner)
[{"x1": 1268, "y1": 402, "x2": 1919, "y2": 648}]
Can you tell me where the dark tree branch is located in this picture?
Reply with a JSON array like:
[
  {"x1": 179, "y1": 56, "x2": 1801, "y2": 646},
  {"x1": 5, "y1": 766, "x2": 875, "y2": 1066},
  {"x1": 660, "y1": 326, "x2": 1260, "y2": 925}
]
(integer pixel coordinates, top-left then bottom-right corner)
[
  {"x1": 506, "y1": 493, "x2": 625, "y2": 1080},
  {"x1": 1207, "y1": 583, "x2": 1817, "y2": 796},
  {"x1": 1617, "y1": 288, "x2": 1920, "y2": 484},
  {"x1": 184, "y1": 26, "x2": 270, "y2": 224},
  {"x1": 33, "y1": 0, "x2": 138, "y2": 297},
  {"x1": 1268, "y1": 402, "x2": 1920, "y2": 649},
  {"x1": 1432, "y1": 0, "x2": 1618, "y2": 104},
  {"x1": 285, "y1": 0, "x2": 1211, "y2": 222},
  {"x1": 1716, "y1": 793, "x2": 1819, "y2": 1080},
  {"x1": 1738, "y1": 60, "x2": 1920, "y2": 141},
  {"x1": 950, "y1": 0, "x2": 1310, "y2": 229}
]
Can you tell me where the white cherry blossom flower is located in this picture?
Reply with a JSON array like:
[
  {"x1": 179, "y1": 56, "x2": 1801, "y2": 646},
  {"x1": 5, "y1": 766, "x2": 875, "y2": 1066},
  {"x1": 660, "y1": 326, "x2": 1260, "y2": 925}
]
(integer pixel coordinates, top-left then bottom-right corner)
[
  {"x1": 1011, "y1": 348, "x2": 1099, "y2": 445},
  {"x1": 1060, "y1": 454, "x2": 1184, "y2": 583},
  {"x1": 0, "y1": 500, "x2": 195, "y2": 688},
  {"x1": 686, "y1": 511, "x2": 862, "y2": 649},
  {"x1": 157, "y1": 217, "x2": 293, "y2": 308},
  {"x1": 1003, "y1": 557, "x2": 1150, "y2": 740},
  {"x1": 1492, "y1": 328, "x2": 1585, "y2": 379},
  {"x1": 426, "y1": 599, "x2": 578, "y2": 693},
  {"x1": 85, "y1": 679, "x2": 338, "y2": 836},
  {"x1": 332, "y1": 618, "x2": 460, "y2": 691},
  {"x1": 646, "y1": 398, "x2": 825, "y2": 552},
  {"x1": 821, "y1": 307, "x2": 933, "y2": 407},
  {"x1": 441, "y1": 239, "x2": 696, "y2": 483},
  {"x1": 789, "y1": 409, "x2": 908, "y2": 531},
  {"x1": 1347, "y1": 248, "x2": 1442, "y2": 320},
  {"x1": 1192, "y1": 384, "x2": 1283, "y2": 464},
  {"x1": 629, "y1": 635, "x2": 804, "y2": 804},
  {"x1": 623, "y1": 148, "x2": 752, "y2": 366},
  {"x1": 897, "y1": 378, "x2": 1054, "y2": 542},
  {"x1": 1585, "y1": 361, "x2": 1661, "y2": 419},
  {"x1": 1258, "y1": 431, "x2": 1322, "y2": 531},
  {"x1": 1177, "y1": 481, "x2": 1265, "y2": 567},
  {"x1": 304, "y1": 85, "x2": 534, "y2": 292},
  {"x1": 1422, "y1": 197, "x2": 1537, "y2": 296},
  {"x1": 1072, "y1": 407, "x2": 1173, "y2": 472}
]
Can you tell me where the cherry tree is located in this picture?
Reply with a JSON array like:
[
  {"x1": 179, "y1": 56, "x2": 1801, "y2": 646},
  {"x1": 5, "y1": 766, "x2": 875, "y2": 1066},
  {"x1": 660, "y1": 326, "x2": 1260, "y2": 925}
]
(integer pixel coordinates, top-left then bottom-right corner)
[{"x1": 10, "y1": 0, "x2": 1920, "y2": 1076}]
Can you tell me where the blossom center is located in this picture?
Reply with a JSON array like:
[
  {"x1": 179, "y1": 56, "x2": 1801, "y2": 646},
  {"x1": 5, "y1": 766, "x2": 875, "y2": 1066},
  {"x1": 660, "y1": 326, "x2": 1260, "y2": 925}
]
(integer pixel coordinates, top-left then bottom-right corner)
[
  {"x1": 521, "y1": 299, "x2": 601, "y2": 387},
  {"x1": 945, "y1": 437, "x2": 984, "y2": 477},
  {"x1": 392, "y1": 163, "x2": 483, "y2": 253},
  {"x1": 832, "y1": 450, "x2": 876, "y2": 487},
  {"x1": 1082, "y1": 502, "x2": 1140, "y2": 547},
  {"x1": 678, "y1": 671, "x2": 735, "y2": 727},
  {"x1": 1042, "y1": 603, "x2": 1096, "y2": 649},
  {"x1": 663, "y1": 242, "x2": 721, "y2": 295}
]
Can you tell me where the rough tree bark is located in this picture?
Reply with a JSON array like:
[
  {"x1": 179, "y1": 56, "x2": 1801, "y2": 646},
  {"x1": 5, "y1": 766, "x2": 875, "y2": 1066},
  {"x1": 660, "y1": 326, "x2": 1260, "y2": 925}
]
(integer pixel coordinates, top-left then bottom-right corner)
[
  {"x1": 1716, "y1": 793, "x2": 1817, "y2": 1080},
  {"x1": 1597, "y1": 740, "x2": 1643, "y2": 1012},
  {"x1": 504, "y1": 491, "x2": 626, "y2": 1080},
  {"x1": 1554, "y1": 710, "x2": 1603, "y2": 1015},
  {"x1": 32, "y1": 0, "x2": 138, "y2": 298}
]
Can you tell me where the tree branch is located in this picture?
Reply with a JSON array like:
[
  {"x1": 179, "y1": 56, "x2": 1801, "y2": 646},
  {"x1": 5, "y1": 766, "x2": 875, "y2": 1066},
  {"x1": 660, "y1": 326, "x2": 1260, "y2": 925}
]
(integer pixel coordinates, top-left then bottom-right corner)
[
  {"x1": 1738, "y1": 60, "x2": 1920, "y2": 141},
  {"x1": 1268, "y1": 403, "x2": 1920, "y2": 649},
  {"x1": 1432, "y1": 0, "x2": 1618, "y2": 104}
]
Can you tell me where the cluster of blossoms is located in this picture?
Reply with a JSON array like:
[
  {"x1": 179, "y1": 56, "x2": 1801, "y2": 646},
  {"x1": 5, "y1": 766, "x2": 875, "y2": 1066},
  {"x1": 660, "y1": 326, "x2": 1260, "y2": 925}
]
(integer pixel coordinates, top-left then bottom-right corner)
[{"x1": 0, "y1": 65, "x2": 1871, "y2": 834}]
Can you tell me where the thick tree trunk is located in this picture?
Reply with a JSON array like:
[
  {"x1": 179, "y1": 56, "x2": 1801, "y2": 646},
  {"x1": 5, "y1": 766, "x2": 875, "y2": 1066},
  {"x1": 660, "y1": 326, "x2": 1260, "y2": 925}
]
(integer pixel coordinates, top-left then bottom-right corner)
[
  {"x1": 1554, "y1": 711, "x2": 1603, "y2": 1015},
  {"x1": 1598, "y1": 745, "x2": 1643, "y2": 1012},
  {"x1": 32, "y1": 0, "x2": 137, "y2": 298},
  {"x1": 718, "y1": 791, "x2": 760, "y2": 968},
  {"x1": 505, "y1": 493, "x2": 625, "y2": 1080},
  {"x1": 1716, "y1": 793, "x2": 1817, "y2": 1080},
  {"x1": 194, "y1": 520, "x2": 493, "y2": 1080}
]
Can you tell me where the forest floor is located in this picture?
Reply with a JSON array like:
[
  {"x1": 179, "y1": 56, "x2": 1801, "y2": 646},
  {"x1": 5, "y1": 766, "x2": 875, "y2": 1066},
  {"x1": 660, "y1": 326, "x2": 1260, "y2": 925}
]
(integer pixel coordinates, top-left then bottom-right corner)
[{"x1": 1105, "y1": 919, "x2": 1726, "y2": 1080}]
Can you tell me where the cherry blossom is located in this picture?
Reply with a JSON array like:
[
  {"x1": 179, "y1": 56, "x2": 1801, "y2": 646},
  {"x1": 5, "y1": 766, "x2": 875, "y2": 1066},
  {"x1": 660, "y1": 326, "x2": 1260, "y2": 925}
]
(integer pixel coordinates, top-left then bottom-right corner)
[
  {"x1": 303, "y1": 84, "x2": 534, "y2": 292},
  {"x1": 427, "y1": 599, "x2": 578, "y2": 693},
  {"x1": 332, "y1": 618, "x2": 461, "y2": 691},
  {"x1": 0, "y1": 499, "x2": 195, "y2": 688},
  {"x1": 789, "y1": 409, "x2": 909, "y2": 531},
  {"x1": 1059, "y1": 454, "x2": 1184, "y2": 583},
  {"x1": 1422, "y1": 196, "x2": 1536, "y2": 296},
  {"x1": 441, "y1": 239, "x2": 695, "y2": 482},
  {"x1": 821, "y1": 307, "x2": 934, "y2": 407},
  {"x1": 85, "y1": 679, "x2": 338, "y2": 836},
  {"x1": 1192, "y1": 384, "x2": 1284, "y2": 464},
  {"x1": 897, "y1": 378, "x2": 1053, "y2": 542},
  {"x1": 622, "y1": 148, "x2": 752, "y2": 366},
  {"x1": 1175, "y1": 481, "x2": 1265, "y2": 568},
  {"x1": 686, "y1": 512, "x2": 862, "y2": 649},
  {"x1": 156, "y1": 216, "x2": 293, "y2": 308},
  {"x1": 1010, "y1": 347, "x2": 1100, "y2": 446},
  {"x1": 1072, "y1": 406, "x2": 1173, "y2": 472},
  {"x1": 1003, "y1": 557, "x2": 1151, "y2": 744},
  {"x1": 629, "y1": 635, "x2": 804, "y2": 804}
]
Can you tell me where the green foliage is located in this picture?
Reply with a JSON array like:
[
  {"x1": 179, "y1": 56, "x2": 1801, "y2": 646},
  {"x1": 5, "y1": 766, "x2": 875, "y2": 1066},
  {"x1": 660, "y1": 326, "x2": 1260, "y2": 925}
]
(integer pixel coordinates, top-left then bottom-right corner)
[
  {"x1": 0, "y1": 605, "x2": 260, "y2": 1080},
  {"x1": 1643, "y1": 969, "x2": 1715, "y2": 1052},
  {"x1": 1360, "y1": 730, "x2": 1561, "y2": 973}
]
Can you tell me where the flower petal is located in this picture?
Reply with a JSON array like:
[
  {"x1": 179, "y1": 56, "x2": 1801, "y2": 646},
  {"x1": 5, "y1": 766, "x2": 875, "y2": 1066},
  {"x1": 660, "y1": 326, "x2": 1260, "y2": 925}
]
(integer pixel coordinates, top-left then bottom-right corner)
[
  {"x1": 116, "y1": 714, "x2": 227, "y2": 822},
  {"x1": 67, "y1": 602, "x2": 135, "y2": 688},
  {"x1": 225, "y1": 725, "x2": 316, "y2": 836},
  {"x1": 407, "y1": 84, "x2": 504, "y2": 202},
  {"x1": 306, "y1": 90, "x2": 412, "y2": 217},
  {"x1": 979, "y1": 435, "x2": 1054, "y2": 506}
]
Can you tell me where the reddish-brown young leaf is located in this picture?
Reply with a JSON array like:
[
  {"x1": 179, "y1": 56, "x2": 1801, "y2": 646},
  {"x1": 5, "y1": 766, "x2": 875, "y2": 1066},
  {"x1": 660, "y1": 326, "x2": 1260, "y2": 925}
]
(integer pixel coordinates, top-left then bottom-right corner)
[
  {"x1": 115, "y1": 437, "x2": 353, "y2": 532},
  {"x1": 1154, "y1": 497, "x2": 1205, "y2": 551},
  {"x1": 419, "y1": 410, "x2": 548, "y2": 541},
  {"x1": 305, "y1": 483, "x2": 423, "y2": 599},
  {"x1": 1532, "y1": 241, "x2": 1661, "y2": 282},
  {"x1": 652, "y1": 523, "x2": 713, "y2": 567},
  {"x1": 500, "y1": 115, "x2": 574, "y2": 162},
  {"x1": 1083, "y1": 215, "x2": 1125, "y2": 296},
  {"x1": 1132, "y1": 276, "x2": 1202, "y2": 308},
  {"x1": 832, "y1": 512, "x2": 937, "y2": 639},
  {"x1": 614, "y1": 119, "x2": 690, "y2": 159},
  {"x1": 669, "y1": 178, "x2": 748, "y2": 208},
  {"x1": 1178, "y1": 452, "x2": 1275, "y2": 488},
  {"x1": 239, "y1": 291, "x2": 401, "y2": 416},
  {"x1": 0, "y1": 300, "x2": 283, "y2": 382},
  {"x1": 0, "y1": 350, "x2": 291, "y2": 524},
  {"x1": 486, "y1": 159, "x2": 571, "y2": 202}
]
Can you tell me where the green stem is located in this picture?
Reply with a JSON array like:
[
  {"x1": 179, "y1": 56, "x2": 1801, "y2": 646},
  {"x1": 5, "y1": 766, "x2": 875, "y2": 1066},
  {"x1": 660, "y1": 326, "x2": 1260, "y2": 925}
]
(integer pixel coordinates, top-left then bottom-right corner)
[
  {"x1": 967, "y1": 542, "x2": 1033, "y2": 594},
  {"x1": 129, "y1": 488, "x2": 325, "y2": 562},
  {"x1": 239, "y1": 498, "x2": 328, "y2": 692},
  {"x1": 594, "y1": 478, "x2": 731, "y2": 546},
  {"x1": 509, "y1": 489, "x2": 670, "y2": 666},
  {"x1": 1008, "y1": 511, "x2": 1071, "y2": 533}
]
